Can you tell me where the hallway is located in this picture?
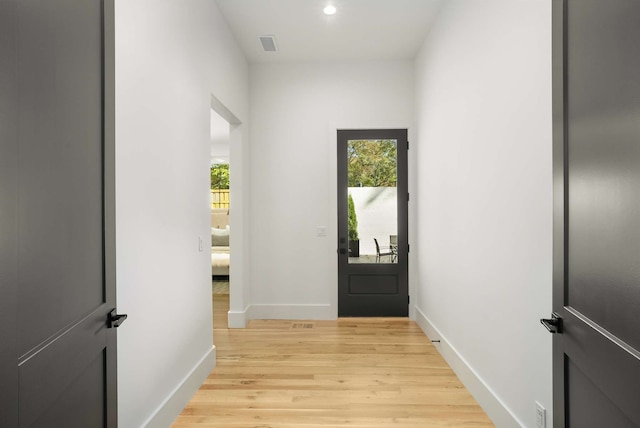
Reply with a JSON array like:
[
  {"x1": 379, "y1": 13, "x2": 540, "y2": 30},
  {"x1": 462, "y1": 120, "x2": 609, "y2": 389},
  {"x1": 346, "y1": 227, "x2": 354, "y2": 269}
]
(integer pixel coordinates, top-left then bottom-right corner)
[
  {"x1": 172, "y1": 292, "x2": 494, "y2": 427},
  {"x1": 109, "y1": 1, "x2": 554, "y2": 424}
]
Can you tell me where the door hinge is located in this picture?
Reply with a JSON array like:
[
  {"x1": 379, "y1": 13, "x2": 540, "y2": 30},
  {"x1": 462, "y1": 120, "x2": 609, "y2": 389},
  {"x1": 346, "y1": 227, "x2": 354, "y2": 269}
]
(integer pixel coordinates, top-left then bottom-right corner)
[
  {"x1": 407, "y1": 193, "x2": 410, "y2": 202},
  {"x1": 407, "y1": 141, "x2": 410, "y2": 150},
  {"x1": 408, "y1": 295, "x2": 410, "y2": 304},
  {"x1": 408, "y1": 244, "x2": 410, "y2": 252}
]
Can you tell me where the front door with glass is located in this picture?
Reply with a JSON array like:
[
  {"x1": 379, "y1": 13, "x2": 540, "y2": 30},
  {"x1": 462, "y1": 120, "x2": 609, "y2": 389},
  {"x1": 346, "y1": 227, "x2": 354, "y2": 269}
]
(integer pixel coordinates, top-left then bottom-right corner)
[{"x1": 337, "y1": 129, "x2": 408, "y2": 316}]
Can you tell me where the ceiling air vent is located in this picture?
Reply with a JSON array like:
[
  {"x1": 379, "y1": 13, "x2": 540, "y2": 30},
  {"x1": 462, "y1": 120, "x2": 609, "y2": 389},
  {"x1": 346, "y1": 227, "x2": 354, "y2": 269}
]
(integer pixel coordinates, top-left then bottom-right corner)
[{"x1": 259, "y1": 35, "x2": 278, "y2": 52}]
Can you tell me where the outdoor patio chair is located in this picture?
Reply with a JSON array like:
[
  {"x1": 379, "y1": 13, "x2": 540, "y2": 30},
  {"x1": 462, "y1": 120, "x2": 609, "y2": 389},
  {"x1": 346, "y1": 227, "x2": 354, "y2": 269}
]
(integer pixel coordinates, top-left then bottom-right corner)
[{"x1": 374, "y1": 238, "x2": 395, "y2": 263}]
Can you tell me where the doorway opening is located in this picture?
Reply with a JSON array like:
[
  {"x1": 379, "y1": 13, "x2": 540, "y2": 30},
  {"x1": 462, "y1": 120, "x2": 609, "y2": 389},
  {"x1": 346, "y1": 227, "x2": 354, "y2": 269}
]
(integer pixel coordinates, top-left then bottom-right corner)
[{"x1": 210, "y1": 109, "x2": 231, "y2": 328}]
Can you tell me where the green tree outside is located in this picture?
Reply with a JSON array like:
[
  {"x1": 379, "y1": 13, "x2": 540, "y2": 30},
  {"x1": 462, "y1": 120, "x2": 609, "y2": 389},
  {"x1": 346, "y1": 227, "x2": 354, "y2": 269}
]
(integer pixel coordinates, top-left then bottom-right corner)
[
  {"x1": 211, "y1": 164, "x2": 229, "y2": 189},
  {"x1": 347, "y1": 139, "x2": 397, "y2": 187},
  {"x1": 348, "y1": 193, "x2": 359, "y2": 241}
]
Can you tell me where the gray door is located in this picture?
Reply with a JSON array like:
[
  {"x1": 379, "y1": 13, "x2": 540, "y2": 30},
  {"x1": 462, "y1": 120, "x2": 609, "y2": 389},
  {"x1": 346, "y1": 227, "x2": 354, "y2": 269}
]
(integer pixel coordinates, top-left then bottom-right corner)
[
  {"x1": 337, "y1": 129, "x2": 408, "y2": 316},
  {"x1": 0, "y1": 1, "x2": 119, "y2": 426},
  {"x1": 549, "y1": 0, "x2": 640, "y2": 426}
]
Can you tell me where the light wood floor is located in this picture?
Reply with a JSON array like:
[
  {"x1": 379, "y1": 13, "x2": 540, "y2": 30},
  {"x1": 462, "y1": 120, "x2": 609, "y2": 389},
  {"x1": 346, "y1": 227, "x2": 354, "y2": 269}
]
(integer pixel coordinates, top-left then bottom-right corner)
[{"x1": 172, "y1": 293, "x2": 494, "y2": 428}]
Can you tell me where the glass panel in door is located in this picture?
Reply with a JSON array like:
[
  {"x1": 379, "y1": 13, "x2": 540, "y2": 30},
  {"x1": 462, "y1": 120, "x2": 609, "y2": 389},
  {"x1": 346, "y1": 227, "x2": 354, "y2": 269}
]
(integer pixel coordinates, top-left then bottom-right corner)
[{"x1": 347, "y1": 139, "x2": 398, "y2": 264}]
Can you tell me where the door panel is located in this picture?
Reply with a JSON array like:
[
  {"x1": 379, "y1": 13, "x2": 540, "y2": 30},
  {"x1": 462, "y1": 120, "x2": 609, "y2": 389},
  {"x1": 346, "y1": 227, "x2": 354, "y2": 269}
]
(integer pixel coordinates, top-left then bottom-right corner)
[
  {"x1": 19, "y1": 309, "x2": 109, "y2": 427},
  {"x1": 562, "y1": 309, "x2": 640, "y2": 424},
  {"x1": 566, "y1": 359, "x2": 636, "y2": 428},
  {"x1": 552, "y1": 0, "x2": 640, "y2": 426},
  {"x1": 348, "y1": 274, "x2": 398, "y2": 295},
  {"x1": 0, "y1": 1, "x2": 20, "y2": 426},
  {"x1": 30, "y1": 352, "x2": 106, "y2": 428},
  {"x1": 337, "y1": 129, "x2": 408, "y2": 317},
  {"x1": 566, "y1": 0, "x2": 640, "y2": 351},
  {"x1": 17, "y1": 0, "x2": 105, "y2": 356},
  {"x1": 0, "y1": 0, "x2": 117, "y2": 426}
]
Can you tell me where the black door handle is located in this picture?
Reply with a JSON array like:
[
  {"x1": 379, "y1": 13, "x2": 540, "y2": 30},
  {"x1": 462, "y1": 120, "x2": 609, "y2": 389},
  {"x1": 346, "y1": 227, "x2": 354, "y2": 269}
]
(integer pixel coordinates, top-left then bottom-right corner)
[
  {"x1": 540, "y1": 312, "x2": 562, "y2": 334},
  {"x1": 108, "y1": 309, "x2": 128, "y2": 328}
]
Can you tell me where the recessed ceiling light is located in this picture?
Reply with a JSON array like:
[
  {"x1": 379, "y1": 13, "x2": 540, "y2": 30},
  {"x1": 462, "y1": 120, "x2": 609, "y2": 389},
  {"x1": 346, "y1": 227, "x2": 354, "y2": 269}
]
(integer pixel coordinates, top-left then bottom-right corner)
[{"x1": 323, "y1": 5, "x2": 337, "y2": 15}]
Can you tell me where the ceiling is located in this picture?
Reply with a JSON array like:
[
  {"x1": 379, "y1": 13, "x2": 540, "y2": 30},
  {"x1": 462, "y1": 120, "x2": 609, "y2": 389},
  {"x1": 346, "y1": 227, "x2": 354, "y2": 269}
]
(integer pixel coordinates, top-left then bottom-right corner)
[{"x1": 215, "y1": 0, "x2": 444, "y2": 63}]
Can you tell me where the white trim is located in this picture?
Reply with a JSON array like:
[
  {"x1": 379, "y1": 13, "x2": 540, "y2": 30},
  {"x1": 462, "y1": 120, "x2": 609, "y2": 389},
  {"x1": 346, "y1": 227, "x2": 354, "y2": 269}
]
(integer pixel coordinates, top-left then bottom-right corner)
[
  {"x1": 209, "y1": 95, "x2": 250, "y2": 332},
  {"x1": 228, "y1": 307, "x2": 248, "y2": 328},
  {"x1": 328, "y1": 122, "x2": 414, "y2": 320},
  {"x1": 248, "y1": 304, "x2": 334, "y2": 320},
  {"x1": 414, "y1": 307, "x2": 523, "y2": 428},
  {"x1": 143, "y1": 347, "x2": 216, "y2": 428},
  {"x1": 210, "y1": 94, "x2": 241, "y2": 125}
]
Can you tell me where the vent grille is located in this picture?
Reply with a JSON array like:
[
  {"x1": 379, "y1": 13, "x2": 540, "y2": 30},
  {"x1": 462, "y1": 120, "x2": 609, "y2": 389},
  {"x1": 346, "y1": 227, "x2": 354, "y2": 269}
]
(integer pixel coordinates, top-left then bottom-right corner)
[
  {"x1": 259, "y1": 35, "x2": 278, "y2": 52},
  {"x1": 291, "y1": 323, "x2": 314, "y2": 329}
]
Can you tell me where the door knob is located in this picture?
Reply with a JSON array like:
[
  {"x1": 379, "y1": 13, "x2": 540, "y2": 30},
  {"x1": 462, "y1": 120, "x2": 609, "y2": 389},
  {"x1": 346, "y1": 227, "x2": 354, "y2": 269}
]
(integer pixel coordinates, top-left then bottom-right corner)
[
  {"x1": 540, "y1": 312, "x2": 562, "y2": 334},
  {"x1": 107, "y1": 309, "x2": 128, "y2": 328}
]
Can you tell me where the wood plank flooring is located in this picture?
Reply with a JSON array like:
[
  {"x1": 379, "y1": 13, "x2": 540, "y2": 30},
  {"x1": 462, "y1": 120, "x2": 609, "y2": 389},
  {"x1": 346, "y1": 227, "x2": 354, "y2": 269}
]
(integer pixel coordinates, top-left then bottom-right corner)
[{"x1": 172, "y1": 293, "x2": 494, "y2": 428}]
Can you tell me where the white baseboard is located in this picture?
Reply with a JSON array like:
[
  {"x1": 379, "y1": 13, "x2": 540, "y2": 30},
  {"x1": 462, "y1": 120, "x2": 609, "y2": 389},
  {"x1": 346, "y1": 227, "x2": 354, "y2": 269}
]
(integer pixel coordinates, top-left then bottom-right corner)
[
  {"x1": 228, "y1": 304, "x2": 336, "y2": 327},
  {"x1": 414, "y1": 307, "x2": 522, "y2": 428},
  {"x1": 228, "y1": 308, "x2": 247, "y2": 328},
  {"x1": 143, "y1": 346, "x2": 216, "y2": 428},
  {"x1": 248, "y1": 303, "x2": 335, "y2": 320}
]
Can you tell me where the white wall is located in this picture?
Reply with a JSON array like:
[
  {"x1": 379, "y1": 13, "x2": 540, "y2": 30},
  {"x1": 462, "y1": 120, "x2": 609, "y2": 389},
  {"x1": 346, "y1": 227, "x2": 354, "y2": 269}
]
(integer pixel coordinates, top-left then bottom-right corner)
[
  {"x1": 413, "y1": 1, "x2": 552, "y2": 427},
  {"x1": 115, "y1": 0, "x2": 248, "y2": 426},
  {"x1": 247, "y1": 61, "x2": 413, "y2": 321},
  {"x1": 210, "y1": 109, "x2": 230, "y2": 164}
]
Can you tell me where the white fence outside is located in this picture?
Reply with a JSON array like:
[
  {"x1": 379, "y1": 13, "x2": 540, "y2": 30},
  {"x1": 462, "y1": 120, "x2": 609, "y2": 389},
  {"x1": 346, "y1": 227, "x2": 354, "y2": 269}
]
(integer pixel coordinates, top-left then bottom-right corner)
[{"x1": 348, "y1": 187, "x2": 397, "y2": 256}]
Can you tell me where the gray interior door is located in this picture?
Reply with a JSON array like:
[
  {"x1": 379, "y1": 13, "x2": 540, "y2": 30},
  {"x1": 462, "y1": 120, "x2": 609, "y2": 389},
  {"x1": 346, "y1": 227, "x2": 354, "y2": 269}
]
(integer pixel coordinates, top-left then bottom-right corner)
[
  {"x1": 0, "y1": 0, "x2": 118, "y2": 426},
  {"x1": 550, "y1": 0, "x2": 640, "y2": 426},
  {"x1": 337, "y1": 129, "x2": 408, "y2": 316}
]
